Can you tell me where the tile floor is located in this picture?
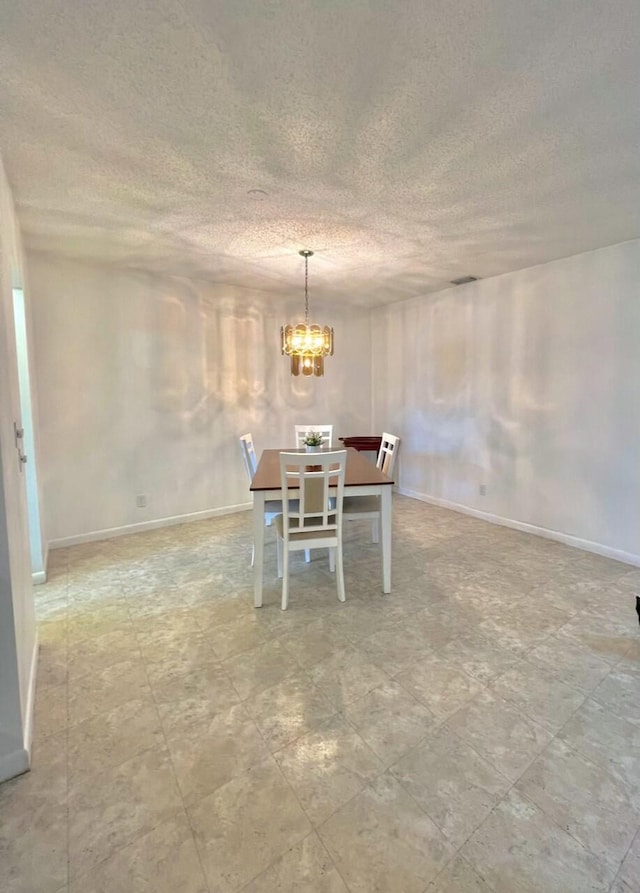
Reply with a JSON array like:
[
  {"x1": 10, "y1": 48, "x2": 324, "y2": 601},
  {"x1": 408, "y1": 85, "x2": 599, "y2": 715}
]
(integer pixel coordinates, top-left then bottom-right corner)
[{"x1": 2, "y1": 496, "x2": 640, "y2": 892}]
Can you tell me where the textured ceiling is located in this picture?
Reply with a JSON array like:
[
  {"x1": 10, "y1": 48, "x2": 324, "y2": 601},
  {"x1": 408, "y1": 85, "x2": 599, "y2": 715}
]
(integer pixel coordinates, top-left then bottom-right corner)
[{"x1": 1, "y1": 0, "x2": 639, "y2": 307}]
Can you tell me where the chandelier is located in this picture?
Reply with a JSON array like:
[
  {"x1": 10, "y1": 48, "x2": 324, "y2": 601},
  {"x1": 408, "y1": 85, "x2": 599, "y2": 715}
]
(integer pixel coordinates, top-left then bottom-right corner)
[{"x1": 281, "y1": 249, "x2": 333, "y2": 376}]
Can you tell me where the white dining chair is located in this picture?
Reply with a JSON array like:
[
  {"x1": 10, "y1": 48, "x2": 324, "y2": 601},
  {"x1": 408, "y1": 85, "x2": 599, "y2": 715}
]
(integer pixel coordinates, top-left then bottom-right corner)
[
  {"x1": 343, "y1": 432, "x2": 400, "y2": 543},
  {"x1": 294, "y1": 424, "x2": 334, "y2": 562},
  {"x1": 275, "y1": 450, "x2": 347, "y2": 610},
  {"x1": 294, "y1": 424, "x2": 333, "y2": 448},
  {"x1": 239, "y1": 433, "x2": 283, "y2": 566}
]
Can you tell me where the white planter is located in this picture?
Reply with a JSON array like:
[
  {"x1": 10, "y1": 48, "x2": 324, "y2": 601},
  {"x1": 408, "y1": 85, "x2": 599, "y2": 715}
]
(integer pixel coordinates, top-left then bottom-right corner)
[{"x1": 305, "y1": 445, "x2": 322, "y2": 453}]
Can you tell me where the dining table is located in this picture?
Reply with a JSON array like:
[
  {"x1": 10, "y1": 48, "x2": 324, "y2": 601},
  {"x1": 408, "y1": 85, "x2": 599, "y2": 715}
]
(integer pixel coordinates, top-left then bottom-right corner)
[{"x1": 250, "y1": 447, "x2": 394, "y2": 608}]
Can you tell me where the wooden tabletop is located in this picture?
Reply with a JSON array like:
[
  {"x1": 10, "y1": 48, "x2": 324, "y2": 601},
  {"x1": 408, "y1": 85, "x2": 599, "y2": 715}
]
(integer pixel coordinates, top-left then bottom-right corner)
[{"x1": 250, "y1": 447, "x2": 395, "y2": 491}]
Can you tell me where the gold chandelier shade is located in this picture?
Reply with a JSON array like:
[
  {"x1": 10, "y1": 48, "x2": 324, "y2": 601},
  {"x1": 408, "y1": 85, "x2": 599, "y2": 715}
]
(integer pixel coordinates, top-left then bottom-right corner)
[{"x1": 281, "y1": 250, "x2": 334, "y2": 376}]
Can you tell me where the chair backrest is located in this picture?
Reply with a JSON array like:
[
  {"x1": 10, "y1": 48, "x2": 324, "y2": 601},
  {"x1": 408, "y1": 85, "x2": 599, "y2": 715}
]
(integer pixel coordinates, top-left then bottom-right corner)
[
  {"x1": 377, "y1": 432, "x2": 400, "y2": 477},
  {"x1": 279, "y1": 450, "x2": 346, "y2": 536},
  {"x1": 239, "y1": 433, "x2": 257, "y2": 481},
  {"x1": 294, "y1": 424, "x2": 333, "y2": 448}
]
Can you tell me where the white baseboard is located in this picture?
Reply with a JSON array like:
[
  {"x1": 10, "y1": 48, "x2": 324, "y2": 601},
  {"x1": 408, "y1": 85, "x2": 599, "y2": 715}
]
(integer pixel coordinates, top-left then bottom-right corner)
[
  {"x1": 398, "y1": 487, "x2": 640, "y2": 568},
  {"x1": 23, "y1": 633, "x2": 39, "y2": 762},
  {"x1": 48, "y1": 501, "x2": 253, "y2": 549},
  {"x1": 0, "y1": 746, "x2": 29, "y2": 784}
]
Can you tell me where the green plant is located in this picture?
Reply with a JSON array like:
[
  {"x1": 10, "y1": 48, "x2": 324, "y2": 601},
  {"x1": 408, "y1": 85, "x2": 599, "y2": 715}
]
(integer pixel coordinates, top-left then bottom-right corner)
[{"x1": 303, "y1": 431, "x2": 324, "y2": 446}]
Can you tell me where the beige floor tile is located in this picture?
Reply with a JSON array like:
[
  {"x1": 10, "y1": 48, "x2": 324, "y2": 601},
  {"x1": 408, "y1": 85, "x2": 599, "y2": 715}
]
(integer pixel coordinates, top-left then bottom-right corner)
[
  {"x1": 186, "y1": 591, "x2": 254, "y2": 623},
  {"x1": 391, "y1": 725, "x2": 511, "y2": 847},
  {"x1": 396, "y1": 652, "x2": 485, "y2": 721},
  {"x1": 446, "y1": 690, "x2": 553, "y2": 782},
  {"x1": 67, "y1": 605, "x2": 132, "y2": 642},
  {"x1": 461, "y1": 789, "x2": 614, "y2": 893},
  {"x1": 516, "y1": 738, "x2": 640, "y2": 872},
  {"x1": 318, "y1": 772, "x2": 454, "y2": 893},
  {"x1": 307, "y1": 646, "x2": 390, "y2": 709},
  {"x1": 243, "y1": 832, "x2": 349, "y2": 892},
  {"x1": 121, "y1": 570, "x2": 176, "y2": 595},
  {"x1": 275, "y1": 714, "x2": 384, "y2": 825},
  {"x1": 34, "y1": 679, "x2": 68, "y2": 737},
  {"x1": 355, "y1": 623, "x2": 438, "y2": 677},
  {"x1": 37, "y1": 638, "x2": 68, "y2": 688},
  {"x1": 342, "y1": 679, "x2": 437, "y2": 766},
  {"x1": 395, "y1": 608, "x2": 460, "y2": 650},
  {"x1": 165, "y1": 702, "x2": 272, "y2": 805},
  {"x1": 68, "y1": 657, "x2": 151, "y2": 725},
  {"x1": 0, "y1": 798, "x2": 67, "y2": 893},
  {"x1": 617, "y1": 636, "x2": 640, "y2": 671},
  {"x1": 527, "y1": 634, "x2": 614, "y2": 693},
  {"x1": 35, "y1": 578, "x2": 68, "y2": 600},
  {"x1": 279, "y1": 617, "x2": 353, "y2": 668},
  {"x1": 67, "y1": 589, "x2": 128, "y2": 613},
  {"x1": 244, "y1": 672, "x2": 337, "y2": 752},
  {"x1": 147, "y1": 655, "x2": 239, "y2": 714},
  {"x1": 438, "y1": 632, "x2": 520, "y2": 685},
  {"x1": 38, "y1": 618, "x2": 68, "y2": 647},
  {"x1": 35, "y1": 593, "x2": 68, "y2": 621},
  {"x1": 3, "y1": 731, "x2": 68, "y2": 801},
  {"x1": 0, "y1": 732, "x2": 68, "y2": 893},
  {"x1": 66, "y1": 626, "x2": 142, "y2": 681},
  {"x1": 204, "y1": 613, "x2": 271, "y2": 660},
  {"x1": 69, "y1": 813, "x2": 207, "y2": 893},
  {"x1": 189, "y1": 757, "x2": 312, "y2": 892},
  {"x1": 325, "y1": 601, "x2": 401, "y2": 642},
  {"x1": 68, "y1": 696, "x2": 164, "y2": 782},
  {"x1": 489, "y1": 659, "x2": 586, "y2": 732},
  {"x1": 427, "y1": 856, "x2": 496, "y2": 893},
  {"x1": 612, "y1": 829, "x2": 640, "y2": 891},
  {"x1": 129, "y1": 606, "x2": 203, "y2": 637},
  {"x1": 68, "y1": 747, "x2": 183, "y2": 879},
  {"x1": 17, "y1": 496, "x2": 640, "y2": 893},
  {"x1": 222, "y1": 639, "x2": 300, "y2": 700},
  {"x1": 558, "y1": 698, "x2": 640, "y2": 795},
  {"x1": 591, "y1": 662, "x2": 640, "y2": 726},
  {"x1": 609, "y1": 878, "x2": 637, "y2": 892},
  {"x1": 572, "y1": 553, "x2": 633, "y2": 582},
  {"x1": 556, "y1": 613, "x2": 638, "y2": 664},
  {"x1": 125, "y1": 586, "x2": 189, "y2": 620},
  {"x1": 135, "y1": 623, "x2": 218, "y2": 664},
  {"x1": 156, "y1": 686, "x2": 242, "y2": 742}
]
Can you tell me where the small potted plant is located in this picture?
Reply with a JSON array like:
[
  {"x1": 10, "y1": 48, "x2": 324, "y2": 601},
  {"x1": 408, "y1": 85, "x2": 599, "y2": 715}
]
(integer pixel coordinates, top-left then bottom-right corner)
[{"x1": 303, "y1": 431, "x2": 325, "y2": 452}]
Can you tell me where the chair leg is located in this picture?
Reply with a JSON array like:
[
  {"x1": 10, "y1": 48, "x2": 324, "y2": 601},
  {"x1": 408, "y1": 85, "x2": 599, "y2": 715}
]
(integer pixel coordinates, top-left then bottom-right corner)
[
  {"x1": 281, "y1": 548, "x2": 290, "y2": 611},
  {"x1": 329, "y1": 547, "x2": 335, "y2": 573},
  {"x1": 372, "y1": 517, "x2": 379, "y2": 544},
  {"x1": 276, "y1": 536, "x2": 283, "y2": 579},
  {"x1": 304, "y1": 549, "x2": 311, "y2": 563},
  {"x1": 251, "y1": 543, "x2": 255, "y2": 567},
  {"x1": 336, "y1": 541, "x2": 346, "y2": 603}
]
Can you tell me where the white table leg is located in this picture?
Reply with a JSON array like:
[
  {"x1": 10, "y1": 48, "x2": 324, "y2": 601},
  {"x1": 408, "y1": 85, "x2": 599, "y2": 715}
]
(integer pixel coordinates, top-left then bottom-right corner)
[
  {"x1": 253, "y1": 493, "x2": 265, "y2": 607},
  {"x1": 381, "y1": 486, "x2": 392, "y2": 593}
]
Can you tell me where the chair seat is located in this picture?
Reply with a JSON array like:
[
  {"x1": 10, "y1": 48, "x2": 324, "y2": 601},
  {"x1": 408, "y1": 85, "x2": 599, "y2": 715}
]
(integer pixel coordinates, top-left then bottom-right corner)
[{"x1": 343, "y1": 495, "x2": 380, "y2": 514}]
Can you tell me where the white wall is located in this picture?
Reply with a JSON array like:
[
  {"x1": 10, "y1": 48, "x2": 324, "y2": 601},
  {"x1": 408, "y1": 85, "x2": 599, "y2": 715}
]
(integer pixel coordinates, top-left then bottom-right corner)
[
  {"x1": 0, "y1": 156, "x2": 37, "y2": 781},
  {"x1": 372, "y1": 239, "x2": 640, "y2": 564},
  {"x1": 28, "y1": 255, "x2": 373, "y2": 544}
]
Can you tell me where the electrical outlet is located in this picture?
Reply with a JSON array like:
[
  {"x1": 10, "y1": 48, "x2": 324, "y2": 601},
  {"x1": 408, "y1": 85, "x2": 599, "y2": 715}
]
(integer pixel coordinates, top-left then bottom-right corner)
[
  {"x1": 479, "y1": 484, "x2": 487, "y2": 496},
  {"x1": 136, "y1": 494, "x2": 147, "y2": 508}
]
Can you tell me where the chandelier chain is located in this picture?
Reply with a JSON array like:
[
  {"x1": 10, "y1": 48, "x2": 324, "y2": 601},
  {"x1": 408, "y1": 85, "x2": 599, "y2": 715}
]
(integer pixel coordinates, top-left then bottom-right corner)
[{"x1": 304, "y1": 253, "x2": 309, "y2": 323}]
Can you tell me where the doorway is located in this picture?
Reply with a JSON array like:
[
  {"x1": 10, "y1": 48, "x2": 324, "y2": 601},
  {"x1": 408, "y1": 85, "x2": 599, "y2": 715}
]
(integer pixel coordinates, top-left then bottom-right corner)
[{"x1": 11, "y1": 287, "x2": 45, "y2": 582}]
